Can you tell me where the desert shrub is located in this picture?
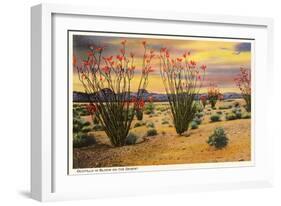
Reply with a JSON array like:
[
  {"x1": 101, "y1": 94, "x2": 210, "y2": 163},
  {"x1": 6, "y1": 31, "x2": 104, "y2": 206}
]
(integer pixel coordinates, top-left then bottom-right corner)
[
  {"x1": 85, "y1": 122, "x2": 91, "y2": 127},
  {"x1": 92, "y1": 124, "x2": 104, "y2": 131},
  {"x1": 146, "y1": 122, "x2": 155, "y2": 128},
  {"x1": 134, "y1": 121, "x2": 145, "y2": 128},
  {"x1": 125, "y1": 132, "x2": 138, "y2": 145},
  {"x1": 73, "y1": 117, "x2": 87, "y2": 133},
  {"x1": 81, "y1": 126, "x2": 92, "y2": 133},
  {"x1": 231, "y1": 108, "x2": 242, "y2": 119},
  {"x1": 216, "y1": 111, "x2": 223, "y2": 115},
  {"x1": 146, "y1": 128, "x2": 158, "y2": 136},
  {"x1": 193, "y1": 116, "x2": 202, "y2": 125},
  {"x1": 219, "y1": 105, "x2": 232, "y2": 110},
  {"x1": 134, "y1": 122, "x2": 142, "y2": 128},
  {"x1": 73, "y1": 133, "x2": 96, "y2": 148},
  {"x1": 195, "y1": 112, "x2": 204, "y2": 118},
  {"x1": 73, "y1": 104, "x2": 80, "y2": 108},
  {"x1": 157, "y1": 106, "x2": 167, "y2": 112},
  {"x1": 162, "y1": 120, "x2": 169, "y2": 125},
  {"x1": 207, "y1": 127, "x2": 229, "y2": 149},
  {"x1": 195, "y1": 102, "x2": 204, "y2": 113},
  {"x1": 235, "y1": 111, "x2": 242, "y2": 119},
  {"x1": 190, "y1": 121, "x2": 198, "y2": 129},
  {"x1": 144, "y1": 102, "x2": 155, "y2": 115},
  {"x1": 232, "y1": 107, "x2": 241, "y2": 113},
  {"x1": 242, "y1": 112, "x2": 251, "y2": 119},
  {"x1": 210, "y1": 114, "x2": 221, "y2": 122},
  {"x1": 225, "y1": 112, "x2": 237, "y2": 120},
  {"x1": 145, "y1": 110, "x2": 152, "y2": 115},
  {"x1": 233, "y1": 102, "x2": 240, "y2": 107}
]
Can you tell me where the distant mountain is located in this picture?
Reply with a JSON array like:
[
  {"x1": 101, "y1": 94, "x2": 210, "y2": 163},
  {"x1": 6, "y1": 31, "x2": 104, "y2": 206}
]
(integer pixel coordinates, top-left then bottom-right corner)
[{"x1": 73, "y1": 90, "x2": 242, "y2": 102}]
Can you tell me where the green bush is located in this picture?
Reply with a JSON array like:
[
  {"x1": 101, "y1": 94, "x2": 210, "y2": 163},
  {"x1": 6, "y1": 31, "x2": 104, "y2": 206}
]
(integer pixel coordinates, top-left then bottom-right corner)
[
  {"x1": 157, "y1": 106, "x2": 167, "y2": 112},
  {"x1": 81, "y1": 126, "x2": 92, "y2": 133},
  {"x1": 146, "y1": 128, "x2": 158, "y2": 136},
  {"x1": 235, "y1": 111, "x2": 242, "y2": 119},
  {"x1": 134, "y1": 122, "x2": 144, "y2": 128},
  {"x1": 225, "y1": 112, "x2": 237, "y2": 120},
  {"x1": 218, "y1": 105, "x2": 232, "y2": 110},
  {"x1": 73, "y1": 133, "x2": 96, "y2": 148},
  {"x1": 125, "y1": 132, "x2": 138, "y2": 145},
  {"x1": 195, "y1": 103, "x2": 204, "y2": 113},
  {"x1": 144, "y1": 102, "x2": 155, "y2": 114},
  {"x1": 146, "y1": 122, "x2": 155, "y2": 128},
  {"x1": 210, "y1": 114, "x2": 221, "y2": 122},
  {"x1": 161, "y1": 120, "x2": 169, "y2": 125},
  {"x1": 230, "y1": 108, "x2": 242, "y2": 119},
  {"x1": 232, "y1": 108, "x2": 241, "y2": 113},
  {"x1": 216, "y1": 111, "x2": 223, "y2": 115},
  {"x1": 190, "y1": 121, "x2": 198, "y2": 129},
  {"x1": 193, "y1": 116, "x2": 202, "y2": 125},
  {"x1": 195, "y1": 112, "x2": 204, "y2": 118},
  {"x1": 242, "y1": 112, "x2": 251, "y2": 119},
  {"x1": 207, "y1": 127, "x2": 229, "y2": 149},
  {"x1": 233, "y1": 102, "x2": 240, "y2": 107}
]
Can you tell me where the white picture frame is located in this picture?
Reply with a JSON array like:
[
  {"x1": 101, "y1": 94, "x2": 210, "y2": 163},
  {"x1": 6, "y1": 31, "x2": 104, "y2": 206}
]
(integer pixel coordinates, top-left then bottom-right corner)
[{"x1": 31, "y1": 3, "x2": 274, "y2": 202}]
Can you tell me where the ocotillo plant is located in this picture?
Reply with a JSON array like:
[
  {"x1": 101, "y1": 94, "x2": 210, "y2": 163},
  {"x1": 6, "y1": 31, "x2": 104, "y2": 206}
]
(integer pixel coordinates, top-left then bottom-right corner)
[
  {"x1": 207, "y1": 83, "x2": 221, "y2": 108},
  {"x1": 159, "y1": 49, "x2": 206, "y2": 135},
  {"x1": 234, "y1": 67, "x2": 251, "y2": 112},
  {"x1": 74, "y1": 40, "x2": 155, "y2": 147},
  {"x1": 135, "y1": 99, "x2": 145, "y2": 120}
]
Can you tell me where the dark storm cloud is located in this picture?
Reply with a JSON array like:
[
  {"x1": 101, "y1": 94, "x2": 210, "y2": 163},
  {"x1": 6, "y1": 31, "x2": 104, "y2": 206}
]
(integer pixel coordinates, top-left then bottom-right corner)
[
  {"x1": 73, "y1": 35, "x2": 119, "y2": 50},
  {"x1": 235, "y1": 43, "x2": 251, "y2": 52}
]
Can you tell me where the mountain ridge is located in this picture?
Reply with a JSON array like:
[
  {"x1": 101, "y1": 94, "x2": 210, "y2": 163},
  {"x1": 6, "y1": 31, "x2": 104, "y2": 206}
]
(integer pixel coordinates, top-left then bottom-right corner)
[{"x1": 73, "y1": 89, "x2": 242, "y2": 102}]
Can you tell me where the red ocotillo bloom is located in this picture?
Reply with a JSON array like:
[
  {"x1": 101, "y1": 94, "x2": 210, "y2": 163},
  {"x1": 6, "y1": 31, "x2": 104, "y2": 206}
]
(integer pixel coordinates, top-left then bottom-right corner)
[{"x1": 76, "y1": 40, "x2": 155, "y2": 147}]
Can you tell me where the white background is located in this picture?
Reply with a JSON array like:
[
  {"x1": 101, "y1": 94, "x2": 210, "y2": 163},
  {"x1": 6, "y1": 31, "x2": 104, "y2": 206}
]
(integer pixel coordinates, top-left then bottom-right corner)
[{"x1": 0, "y1": 0, "x2": 280, "y2": 205}]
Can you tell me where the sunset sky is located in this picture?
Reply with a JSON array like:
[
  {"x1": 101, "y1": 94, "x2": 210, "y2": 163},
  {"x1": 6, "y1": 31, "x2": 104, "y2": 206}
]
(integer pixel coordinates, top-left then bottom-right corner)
[{"x1": 71, "y1": 33, "x2": 252, "y2": 93}]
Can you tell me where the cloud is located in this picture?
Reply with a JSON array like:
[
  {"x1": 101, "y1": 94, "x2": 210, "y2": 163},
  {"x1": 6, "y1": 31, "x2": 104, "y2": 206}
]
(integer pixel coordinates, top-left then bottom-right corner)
[
  {"x1": 72, "y1": 34, "x2": 251, "y2": 93},
  {"x1": 235, "y1": 43, "x2": 251, "y2": 52}
]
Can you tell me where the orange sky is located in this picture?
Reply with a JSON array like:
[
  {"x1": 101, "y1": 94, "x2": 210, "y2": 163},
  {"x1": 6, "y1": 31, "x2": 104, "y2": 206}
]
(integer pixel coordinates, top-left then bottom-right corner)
[{"x1": 71, "y1": 33, "x2": 252, "y2": 93}]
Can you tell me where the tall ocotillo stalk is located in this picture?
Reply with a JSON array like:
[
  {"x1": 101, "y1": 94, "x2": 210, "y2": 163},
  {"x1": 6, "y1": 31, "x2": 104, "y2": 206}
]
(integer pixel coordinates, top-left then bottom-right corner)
[
  {"x1": 159, "y1": 49, "x2": 206, "y2": 135},
  {"x1": 74, "y1": 40, "x2": 155, "y2": 147},
  {"x1": 234, "y1": 67, "x2": 251, "y2": 112}
]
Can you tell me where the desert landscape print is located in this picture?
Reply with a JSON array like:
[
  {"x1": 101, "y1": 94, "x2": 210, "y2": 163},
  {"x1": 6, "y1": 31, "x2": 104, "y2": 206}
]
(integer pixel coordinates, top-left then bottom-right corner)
[{"x1": 69, "y1": 31, "x2": 252, "y2": 172}]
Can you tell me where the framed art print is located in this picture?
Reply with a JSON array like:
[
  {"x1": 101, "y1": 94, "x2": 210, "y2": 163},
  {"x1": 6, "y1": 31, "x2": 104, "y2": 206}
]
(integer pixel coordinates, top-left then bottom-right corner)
[{"x1": 31, "y1": 3, "x2": 274, "y2": 201}]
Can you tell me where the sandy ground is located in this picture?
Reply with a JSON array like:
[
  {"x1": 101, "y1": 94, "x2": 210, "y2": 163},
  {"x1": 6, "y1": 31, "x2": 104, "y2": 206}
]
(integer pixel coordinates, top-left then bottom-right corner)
[{"x1": 73, "y1": 99, "x2": 251, "y2": 168}]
